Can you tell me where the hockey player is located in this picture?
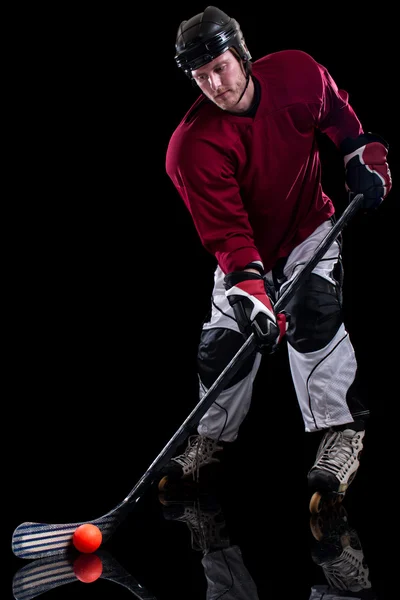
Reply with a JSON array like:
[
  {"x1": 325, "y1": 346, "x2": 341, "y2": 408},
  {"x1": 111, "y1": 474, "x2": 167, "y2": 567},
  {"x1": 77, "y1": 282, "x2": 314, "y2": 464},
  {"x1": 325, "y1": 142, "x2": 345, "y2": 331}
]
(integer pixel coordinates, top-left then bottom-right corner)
[{"x1": 162, "y1": 6, "x2": 392, "y2": 506}]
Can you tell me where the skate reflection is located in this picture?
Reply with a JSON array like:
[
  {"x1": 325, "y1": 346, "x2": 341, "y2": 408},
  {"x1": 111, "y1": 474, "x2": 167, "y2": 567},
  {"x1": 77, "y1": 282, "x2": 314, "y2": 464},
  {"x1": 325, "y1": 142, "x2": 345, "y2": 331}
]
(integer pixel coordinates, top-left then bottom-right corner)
[
  {"x1": 159, "y1": 487, "x2": 260, "y2": 599},
  {"x1": 309, "y1": 504, "x2": 377, "y2": 599},
  {"x1": 12, "y1": 547, "x2": 158, "y2": 600}
]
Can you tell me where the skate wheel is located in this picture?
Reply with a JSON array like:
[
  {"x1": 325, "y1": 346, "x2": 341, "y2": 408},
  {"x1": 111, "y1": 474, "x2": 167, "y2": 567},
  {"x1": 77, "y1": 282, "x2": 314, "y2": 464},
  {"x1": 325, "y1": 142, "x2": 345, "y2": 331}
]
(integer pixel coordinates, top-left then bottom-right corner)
[
  {"x1": 309, "y1": 492, "x2": 323, "y2": 514},
  {"x1": 158, "y1": 492, "x2": 169, "y2": 506},
  {"x1": 158, "y1": 476, "x2": 169, "y2": 492},
  {"x1": 309, "y1": 515, "x2": 324, "y2": 541}
]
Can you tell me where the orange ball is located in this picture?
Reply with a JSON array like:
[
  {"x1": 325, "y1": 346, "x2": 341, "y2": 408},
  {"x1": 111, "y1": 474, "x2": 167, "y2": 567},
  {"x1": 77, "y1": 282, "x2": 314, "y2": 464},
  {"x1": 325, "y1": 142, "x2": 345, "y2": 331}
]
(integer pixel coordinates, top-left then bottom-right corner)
[
  {"x1": 73, "y1": 553, "x2": 103, "y2": 582},
  {"x1": 72, "y1": 523, "x2": 102, "y2": 553}
]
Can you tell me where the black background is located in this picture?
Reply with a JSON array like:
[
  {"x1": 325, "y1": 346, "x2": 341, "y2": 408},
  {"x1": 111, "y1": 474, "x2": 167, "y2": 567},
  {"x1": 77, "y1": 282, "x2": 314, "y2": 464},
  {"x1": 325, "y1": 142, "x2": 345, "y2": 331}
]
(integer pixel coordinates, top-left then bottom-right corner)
[{"x1": 6, "y1": 4, "x2": 396, "y2": 598}]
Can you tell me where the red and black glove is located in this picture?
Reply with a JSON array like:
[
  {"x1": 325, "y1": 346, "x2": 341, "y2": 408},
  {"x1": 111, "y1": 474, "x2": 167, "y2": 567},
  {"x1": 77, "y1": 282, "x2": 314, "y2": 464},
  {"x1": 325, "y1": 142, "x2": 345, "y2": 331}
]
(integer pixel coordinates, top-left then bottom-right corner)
[
  {"x1": 341, "y1": 133, "x2": 392, "y2": 210},
  {"x1": 224, "y1": 271, "x2": 287, "y2": 353}
]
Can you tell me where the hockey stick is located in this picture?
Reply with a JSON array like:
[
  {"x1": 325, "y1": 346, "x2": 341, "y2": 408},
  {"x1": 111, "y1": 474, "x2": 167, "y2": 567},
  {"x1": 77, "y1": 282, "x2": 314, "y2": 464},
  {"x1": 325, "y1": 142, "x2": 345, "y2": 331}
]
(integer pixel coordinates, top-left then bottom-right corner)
[
  {"x1": 12, "y1": 548, "x2": 158, "y2": 599},
  {"x1": 12, "y1": 193, "x2": 364, "y2": 559}
]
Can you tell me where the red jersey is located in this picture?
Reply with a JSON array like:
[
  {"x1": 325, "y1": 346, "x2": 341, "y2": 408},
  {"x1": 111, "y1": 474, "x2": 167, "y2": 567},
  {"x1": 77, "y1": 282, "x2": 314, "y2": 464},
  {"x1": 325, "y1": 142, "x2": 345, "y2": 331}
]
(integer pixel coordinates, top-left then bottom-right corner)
[{"x1": 166, "y1": 49, "x2": 363, "y2": 274}]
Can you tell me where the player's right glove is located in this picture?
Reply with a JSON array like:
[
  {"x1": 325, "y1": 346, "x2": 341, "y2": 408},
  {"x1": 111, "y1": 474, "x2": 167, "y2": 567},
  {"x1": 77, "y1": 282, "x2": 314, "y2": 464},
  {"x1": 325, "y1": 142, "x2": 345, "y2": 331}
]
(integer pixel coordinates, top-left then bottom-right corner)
[
  {"x1": 224, "y1": 271, "x2": 287, "y2": 353},
  {"x1": 341, "y1": 132, "x2": 392, "y2": 210}
]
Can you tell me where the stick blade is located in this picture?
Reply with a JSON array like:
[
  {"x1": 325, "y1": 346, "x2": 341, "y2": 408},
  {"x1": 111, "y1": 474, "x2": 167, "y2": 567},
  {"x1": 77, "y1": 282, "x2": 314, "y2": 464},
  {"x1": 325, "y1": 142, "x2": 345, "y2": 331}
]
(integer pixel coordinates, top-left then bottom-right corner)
[
  {"x1": 12, "y1": 521, "x2": 80, "y2": 559},
  {"x1": 12, "y1": 514, "x2": 120, "y2": 559}
]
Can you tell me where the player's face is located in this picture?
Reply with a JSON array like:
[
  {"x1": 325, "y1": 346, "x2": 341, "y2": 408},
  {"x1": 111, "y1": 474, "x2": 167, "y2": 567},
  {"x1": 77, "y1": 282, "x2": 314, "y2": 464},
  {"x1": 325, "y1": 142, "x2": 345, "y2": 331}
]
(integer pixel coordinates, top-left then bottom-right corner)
[{"x1": 191, "y1": 50, "x2": 247, "y2": 111}]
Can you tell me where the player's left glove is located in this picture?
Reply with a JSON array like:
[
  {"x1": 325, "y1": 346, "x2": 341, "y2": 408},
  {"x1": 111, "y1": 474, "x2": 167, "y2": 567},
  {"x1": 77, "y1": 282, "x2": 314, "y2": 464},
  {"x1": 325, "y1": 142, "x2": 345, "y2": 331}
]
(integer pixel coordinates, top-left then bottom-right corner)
[
  {"x1": 224, "y1": 271, "x2": 287, "y2": 353},
  {"x1": 341, "y1": 132, "x2": 392, "y2": 210}
]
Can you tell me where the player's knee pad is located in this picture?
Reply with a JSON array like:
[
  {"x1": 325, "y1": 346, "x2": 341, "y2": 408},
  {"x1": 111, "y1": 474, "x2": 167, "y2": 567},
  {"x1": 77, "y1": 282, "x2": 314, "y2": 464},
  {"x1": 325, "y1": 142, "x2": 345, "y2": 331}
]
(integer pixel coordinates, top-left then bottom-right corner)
[
  {"x1": 285, "y1": 272, "x2": 343, "y2": 353},
  {"x1": 197, "y1": 327, "x2": 256, "y2": 390}
]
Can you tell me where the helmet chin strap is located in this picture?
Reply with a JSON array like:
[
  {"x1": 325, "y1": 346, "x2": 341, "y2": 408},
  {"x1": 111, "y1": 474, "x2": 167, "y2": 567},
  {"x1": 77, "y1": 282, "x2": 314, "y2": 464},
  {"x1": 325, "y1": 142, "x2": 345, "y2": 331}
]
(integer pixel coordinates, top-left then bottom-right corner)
[{"x1": 235, "y1": 68, "x2": 250, "y2": 105}]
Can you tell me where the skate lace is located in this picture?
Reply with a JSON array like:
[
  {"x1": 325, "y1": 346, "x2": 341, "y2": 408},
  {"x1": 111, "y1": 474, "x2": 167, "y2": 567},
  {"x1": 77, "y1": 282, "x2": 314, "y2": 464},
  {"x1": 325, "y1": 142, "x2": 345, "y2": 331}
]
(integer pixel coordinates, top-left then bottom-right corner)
[
  {"x1": 323, "y1": 545, "x2": 371, "y2": 592},
  {"x1": 172, "y1": 435, "x2": 217, "y2": 481},
  {"x1": 315, "y1": 430, "x2": 359, "y2": 478},
  {"x1": 183, "y1": 499, "x2": 219, "y2": 552}
]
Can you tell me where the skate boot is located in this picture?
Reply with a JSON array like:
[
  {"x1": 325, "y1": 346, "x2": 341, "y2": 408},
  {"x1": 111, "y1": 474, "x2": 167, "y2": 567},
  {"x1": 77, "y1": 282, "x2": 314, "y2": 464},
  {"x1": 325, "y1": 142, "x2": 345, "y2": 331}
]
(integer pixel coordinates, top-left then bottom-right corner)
[
  {"x1": 309, "y1": 504, "x2": 373, "y2": 596},
  {"x1": 159, "y1": 491, "x2": 230, "y2": 554},
  {"x1": 158, "y1": 435, "x2": 224, "y2": 492},
  {"x1": 308, "y1": 421, "x2": 365, "y2": 514}
]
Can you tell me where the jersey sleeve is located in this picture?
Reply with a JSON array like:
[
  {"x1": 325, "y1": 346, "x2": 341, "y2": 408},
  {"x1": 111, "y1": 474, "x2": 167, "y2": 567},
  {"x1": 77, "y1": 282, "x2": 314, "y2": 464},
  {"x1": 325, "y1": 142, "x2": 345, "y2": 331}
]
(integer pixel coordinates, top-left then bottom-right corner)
[
  {"x1": 308, "y1": 58, "x2": 363, "y2": 146},
  {"x1": 263, "y1": 50, "x2": 363, "y2": 146},
  {"x1": 166, "y1": 130, "x2": 262, "y2": 274}
]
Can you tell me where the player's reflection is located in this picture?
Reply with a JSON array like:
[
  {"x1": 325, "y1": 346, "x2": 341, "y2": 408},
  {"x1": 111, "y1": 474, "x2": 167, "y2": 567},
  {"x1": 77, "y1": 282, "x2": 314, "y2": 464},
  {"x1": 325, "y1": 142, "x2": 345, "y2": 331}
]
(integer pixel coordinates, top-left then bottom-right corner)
[
  {"x1": 159, "y1": 487, "x2": 260, "y2": 599},
  {"x1": 309, "y1": 504, "x2": 377, "y2": 599},
  {"x1": 12, "y1": 547, "x2": 158, "y2": 600}
]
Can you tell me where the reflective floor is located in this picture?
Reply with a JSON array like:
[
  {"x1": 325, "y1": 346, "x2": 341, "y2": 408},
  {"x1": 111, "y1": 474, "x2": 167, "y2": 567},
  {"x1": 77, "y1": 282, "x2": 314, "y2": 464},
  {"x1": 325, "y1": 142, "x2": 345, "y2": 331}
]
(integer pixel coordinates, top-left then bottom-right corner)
[{"x1": 8, "y1": 417, "x2": 385, "y2": 599}]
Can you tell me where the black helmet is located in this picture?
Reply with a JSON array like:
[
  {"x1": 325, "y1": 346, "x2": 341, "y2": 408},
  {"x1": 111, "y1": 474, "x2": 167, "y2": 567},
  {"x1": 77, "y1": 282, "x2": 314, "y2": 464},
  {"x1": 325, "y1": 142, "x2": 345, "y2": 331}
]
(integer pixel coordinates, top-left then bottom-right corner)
[{"x1": 175, "y1": 6, "x2": 252, "y2": 77}]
